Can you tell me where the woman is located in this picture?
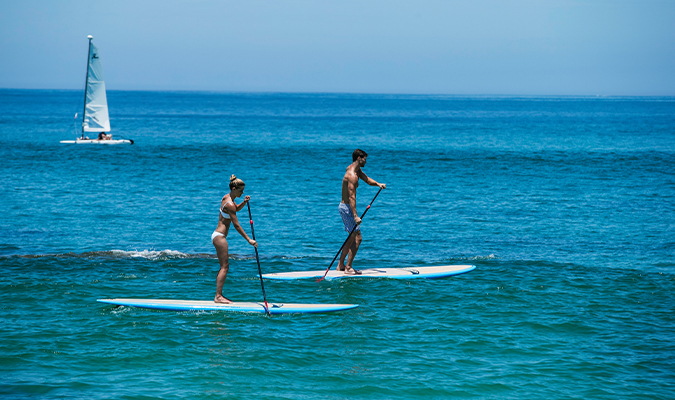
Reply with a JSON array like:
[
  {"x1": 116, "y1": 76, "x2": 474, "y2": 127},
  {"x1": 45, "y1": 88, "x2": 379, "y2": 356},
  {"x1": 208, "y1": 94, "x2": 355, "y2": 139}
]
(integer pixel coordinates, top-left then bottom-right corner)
[{"x1": 212, "y1": 175, "x2": 258, "y2": 303}]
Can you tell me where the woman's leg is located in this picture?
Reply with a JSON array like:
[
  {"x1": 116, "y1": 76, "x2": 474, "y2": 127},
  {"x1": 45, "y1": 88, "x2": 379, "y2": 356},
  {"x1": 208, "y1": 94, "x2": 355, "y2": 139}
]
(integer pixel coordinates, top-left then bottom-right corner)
[{"x1": 213, "y1": 236, "x2": 232, "y2": 303}]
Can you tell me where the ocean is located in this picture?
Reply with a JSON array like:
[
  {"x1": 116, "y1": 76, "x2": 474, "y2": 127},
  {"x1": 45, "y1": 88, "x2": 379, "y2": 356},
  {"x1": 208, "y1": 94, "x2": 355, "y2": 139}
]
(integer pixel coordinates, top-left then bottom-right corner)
[{"x1": 1, "y1": 89, "x2": 674, "y2": 398}]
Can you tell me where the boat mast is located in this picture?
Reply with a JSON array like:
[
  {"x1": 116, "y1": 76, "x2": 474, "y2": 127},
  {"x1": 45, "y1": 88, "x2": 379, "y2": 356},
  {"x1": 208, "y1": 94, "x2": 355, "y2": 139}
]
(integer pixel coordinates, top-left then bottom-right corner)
[{"x1": 81, "y1": 35, "x2": 93, "y2": 136}]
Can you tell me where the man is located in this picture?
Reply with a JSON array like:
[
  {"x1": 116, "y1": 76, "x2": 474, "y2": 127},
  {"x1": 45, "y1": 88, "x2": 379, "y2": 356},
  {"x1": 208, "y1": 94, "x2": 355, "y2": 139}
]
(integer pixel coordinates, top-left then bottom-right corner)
[{"x1": 338, "y1": 149, "x2": 386, "y2": 274}]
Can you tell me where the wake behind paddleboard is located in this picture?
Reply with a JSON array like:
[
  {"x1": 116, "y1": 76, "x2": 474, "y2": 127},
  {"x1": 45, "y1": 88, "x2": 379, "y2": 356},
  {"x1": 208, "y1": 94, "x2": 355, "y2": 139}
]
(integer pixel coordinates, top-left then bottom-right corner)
[
  {"x1": 262, "y1": 265, "x2": 476, "y2": 281},
  {"x1": 97, "y1": 298, "x2": 358, "y2": 314}
]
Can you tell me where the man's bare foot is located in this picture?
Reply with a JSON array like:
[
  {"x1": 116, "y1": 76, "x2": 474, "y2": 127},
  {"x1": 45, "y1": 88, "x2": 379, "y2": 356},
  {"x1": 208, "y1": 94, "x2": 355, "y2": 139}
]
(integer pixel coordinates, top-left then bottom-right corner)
[
  {"x1": 214, "y1": 295, "x2": 233, "y2": 304},
  {"x1": 337, "y1": 263, "x2": 346, "y2": 271},
  {"x1": 344, "y1": 267, "x2": 361, "y2": 275}
]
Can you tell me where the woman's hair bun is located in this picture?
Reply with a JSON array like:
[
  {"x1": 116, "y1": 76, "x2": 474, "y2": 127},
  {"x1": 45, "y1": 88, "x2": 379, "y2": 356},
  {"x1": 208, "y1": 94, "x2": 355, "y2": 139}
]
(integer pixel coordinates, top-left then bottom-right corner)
[{"x1": 229, "y1": 175, "x2": 245, "y2": 190}]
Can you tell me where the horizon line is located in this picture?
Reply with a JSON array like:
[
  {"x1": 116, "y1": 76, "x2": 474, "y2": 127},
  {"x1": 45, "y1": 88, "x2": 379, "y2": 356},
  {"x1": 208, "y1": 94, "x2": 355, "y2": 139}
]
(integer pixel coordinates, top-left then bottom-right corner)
[{"x1": 2, "y1": 87, "x2": 674, "y2": 99}]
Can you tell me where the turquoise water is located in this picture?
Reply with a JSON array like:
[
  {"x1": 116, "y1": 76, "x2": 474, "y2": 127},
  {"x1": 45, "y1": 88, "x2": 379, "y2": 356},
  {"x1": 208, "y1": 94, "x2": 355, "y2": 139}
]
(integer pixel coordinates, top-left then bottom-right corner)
[{"x1": 1, "y1": 89, "x2": 674, "y2": 398}]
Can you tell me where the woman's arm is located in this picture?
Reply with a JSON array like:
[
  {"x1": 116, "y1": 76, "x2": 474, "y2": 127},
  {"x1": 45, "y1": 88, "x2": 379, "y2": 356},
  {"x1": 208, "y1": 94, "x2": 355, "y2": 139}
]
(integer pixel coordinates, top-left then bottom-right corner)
[
  {"x1": 224, "y1": 201, "x2": 257, "y2": 247},
  {"x1": 235, "y1": 195, "x2": 250, "y2": 212},
  {"x1": 229, "y1": 212, "x2": 257, "y2": 247}
]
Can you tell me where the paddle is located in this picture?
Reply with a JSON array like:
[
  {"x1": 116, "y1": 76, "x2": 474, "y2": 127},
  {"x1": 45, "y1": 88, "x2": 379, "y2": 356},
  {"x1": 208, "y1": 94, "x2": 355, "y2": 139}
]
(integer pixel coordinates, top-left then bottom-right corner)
[
  {"x1": 317, "y1": 187, "x2": 383, "y2": 282},
  {"x1": 246, "y1": 201, "x2": 270, "y2": 316}
]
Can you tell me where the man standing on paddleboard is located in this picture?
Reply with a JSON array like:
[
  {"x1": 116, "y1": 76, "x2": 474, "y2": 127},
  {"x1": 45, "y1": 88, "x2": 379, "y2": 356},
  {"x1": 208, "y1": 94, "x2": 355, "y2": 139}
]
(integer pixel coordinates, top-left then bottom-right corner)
[{"x1": 338, "y1": 149, "x2": 386, "y2": 274}]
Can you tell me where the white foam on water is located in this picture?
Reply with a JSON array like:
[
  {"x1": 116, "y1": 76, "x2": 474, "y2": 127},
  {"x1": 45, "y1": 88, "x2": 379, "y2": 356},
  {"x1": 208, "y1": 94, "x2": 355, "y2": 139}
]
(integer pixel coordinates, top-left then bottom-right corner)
[
  {"x1": 471, "y1": 254, "x2": 497, "y2": 260},
  {"x1": 109, "y1": 249, "x2": 190, "y2": 260}
]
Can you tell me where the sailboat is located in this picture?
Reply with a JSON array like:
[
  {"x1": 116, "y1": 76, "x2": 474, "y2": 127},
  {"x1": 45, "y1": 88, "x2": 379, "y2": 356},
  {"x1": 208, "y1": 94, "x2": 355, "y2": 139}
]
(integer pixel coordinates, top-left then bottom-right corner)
[{"x1": 61, "y1": 35, "x2": 133, "y2": 145}]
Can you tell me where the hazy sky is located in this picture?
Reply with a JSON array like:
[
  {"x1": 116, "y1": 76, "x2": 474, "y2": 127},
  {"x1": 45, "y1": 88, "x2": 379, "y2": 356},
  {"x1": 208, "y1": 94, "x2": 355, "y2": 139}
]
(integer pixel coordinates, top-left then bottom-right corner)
[{"x1": 1, "y1": 0, "x2": 674, "y2": 95}]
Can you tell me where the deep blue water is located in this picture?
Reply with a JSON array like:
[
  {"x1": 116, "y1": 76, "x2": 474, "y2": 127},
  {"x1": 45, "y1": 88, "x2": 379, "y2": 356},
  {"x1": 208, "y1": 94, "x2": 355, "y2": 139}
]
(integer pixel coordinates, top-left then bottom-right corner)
[{"x1": 1, "y1": 89, "x2": 674, "y2": 398}]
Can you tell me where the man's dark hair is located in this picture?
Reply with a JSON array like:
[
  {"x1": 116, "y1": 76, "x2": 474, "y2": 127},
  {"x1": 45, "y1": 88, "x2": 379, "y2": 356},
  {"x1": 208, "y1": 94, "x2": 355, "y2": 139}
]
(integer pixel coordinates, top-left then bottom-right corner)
[{"x1": 352, "y1": 149, "x2": 368, "y2": 162}]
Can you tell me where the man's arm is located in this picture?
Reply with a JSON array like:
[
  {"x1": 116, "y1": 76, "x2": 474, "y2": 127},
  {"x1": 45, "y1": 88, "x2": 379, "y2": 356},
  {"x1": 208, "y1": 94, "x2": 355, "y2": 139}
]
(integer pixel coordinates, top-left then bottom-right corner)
[
  {"x1": 358, "y1": 170, "x2": 386, "y2": 189},
  {"x1": 347, "y1": 178, "x2": 358, "y2": 220}
]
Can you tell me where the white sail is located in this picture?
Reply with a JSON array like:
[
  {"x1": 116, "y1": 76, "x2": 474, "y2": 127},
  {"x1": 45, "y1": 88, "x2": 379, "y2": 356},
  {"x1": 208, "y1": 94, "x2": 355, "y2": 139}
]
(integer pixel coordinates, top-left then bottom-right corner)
[{"x1": 83, "y1": 43, "x2": 110, "y2": 132}]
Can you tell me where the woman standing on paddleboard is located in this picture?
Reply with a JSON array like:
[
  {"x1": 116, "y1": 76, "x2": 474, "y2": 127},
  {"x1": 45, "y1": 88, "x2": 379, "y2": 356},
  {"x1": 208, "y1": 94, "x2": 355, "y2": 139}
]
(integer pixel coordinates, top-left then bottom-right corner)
[{"x1": 212, "y1": 175, "x2": 257, "y2": 303}]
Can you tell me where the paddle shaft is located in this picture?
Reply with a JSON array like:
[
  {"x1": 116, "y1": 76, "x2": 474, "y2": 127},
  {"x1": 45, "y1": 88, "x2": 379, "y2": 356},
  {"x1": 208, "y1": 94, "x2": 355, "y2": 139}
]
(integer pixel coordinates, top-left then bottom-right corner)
[
  {"x1": 246, "y1": 202, "x2": 270, "y2": 316},
  {"x1": 318, "y1": 187, "x2": 383, "y2": 282}
]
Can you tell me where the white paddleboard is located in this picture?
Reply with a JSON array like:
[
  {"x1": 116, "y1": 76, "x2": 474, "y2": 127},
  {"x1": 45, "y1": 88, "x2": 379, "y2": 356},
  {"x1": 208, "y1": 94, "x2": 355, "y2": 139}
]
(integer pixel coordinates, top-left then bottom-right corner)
[
  {"x1": 262, "y1": 264, "x2": 476, "y2": 281},
  {"x1": 97, "y1": 298, "x2": 358, "y2": 314}
]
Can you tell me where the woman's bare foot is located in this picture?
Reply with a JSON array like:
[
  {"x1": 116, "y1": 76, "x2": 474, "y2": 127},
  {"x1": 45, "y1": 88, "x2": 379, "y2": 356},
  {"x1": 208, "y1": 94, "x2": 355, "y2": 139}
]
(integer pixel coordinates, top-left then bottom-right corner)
[
  {"x1": 344, "y1": 267, "x2": 361, "y2": 275},
  {"x1": 214, "y1": 295, "x2": 233, "y2": 304}
]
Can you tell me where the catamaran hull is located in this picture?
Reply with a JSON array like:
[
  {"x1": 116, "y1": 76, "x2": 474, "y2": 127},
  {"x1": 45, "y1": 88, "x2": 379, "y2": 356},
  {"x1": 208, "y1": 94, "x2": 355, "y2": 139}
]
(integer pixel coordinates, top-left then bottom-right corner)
[{"x1": 60, "y1": 139, "x2": 133, "y2": 145}]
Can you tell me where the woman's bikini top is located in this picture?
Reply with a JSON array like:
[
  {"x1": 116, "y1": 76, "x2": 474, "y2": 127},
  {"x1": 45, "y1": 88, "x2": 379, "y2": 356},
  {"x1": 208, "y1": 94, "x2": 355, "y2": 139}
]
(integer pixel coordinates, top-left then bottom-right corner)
[{"x1": 220, "y1": 200, "x2": 233, "y2": 220}]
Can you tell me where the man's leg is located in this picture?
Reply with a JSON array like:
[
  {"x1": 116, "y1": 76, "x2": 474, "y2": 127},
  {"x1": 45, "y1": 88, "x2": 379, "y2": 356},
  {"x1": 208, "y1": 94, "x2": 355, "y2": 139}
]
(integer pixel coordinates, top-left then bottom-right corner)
[
  {"x1": 338, "y1": 234, "x2": 356, "y2": 271},
  {"x1": 345, "y1": 231, "x2": 362, "y2": 274}
]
